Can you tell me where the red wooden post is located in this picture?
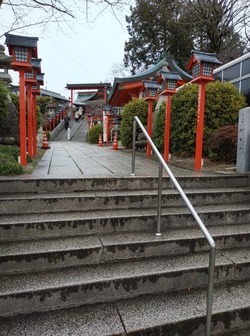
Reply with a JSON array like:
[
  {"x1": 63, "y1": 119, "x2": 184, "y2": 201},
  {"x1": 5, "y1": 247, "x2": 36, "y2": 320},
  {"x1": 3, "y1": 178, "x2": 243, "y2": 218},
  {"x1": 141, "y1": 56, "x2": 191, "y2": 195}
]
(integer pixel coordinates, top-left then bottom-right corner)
[
  {"x1": 32, "y1": 94, "x2": 37, "y2": 156},
  {"x1": 147, "y1": 100, "x2": 153, "y2": 157},
  {"x1": 106, "y1": 114, "x2": 110, "y2": 146},
  {"x1": 71, "y1": 89, "x2": 74, "y2": 119},
  {"x1": 164, "y1": 95, "x2": 171, "y2": 161},
  {"x1": 27, "y1": 84, "x2": 33, "y2": 157},
  {"x1": 19, "y1": 68, "x2": 27, "y2": 166},
  {"x1": 195, "y1": 82, "x2": 206, "y2": 170}
]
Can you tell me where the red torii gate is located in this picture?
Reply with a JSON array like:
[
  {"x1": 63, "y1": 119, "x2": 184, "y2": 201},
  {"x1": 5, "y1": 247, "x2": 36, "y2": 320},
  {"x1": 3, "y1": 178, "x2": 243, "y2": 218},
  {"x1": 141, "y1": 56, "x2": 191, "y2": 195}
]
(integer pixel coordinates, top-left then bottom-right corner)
[{"x1": 65, "y1": 83, "x2": 112, "y2": 113}]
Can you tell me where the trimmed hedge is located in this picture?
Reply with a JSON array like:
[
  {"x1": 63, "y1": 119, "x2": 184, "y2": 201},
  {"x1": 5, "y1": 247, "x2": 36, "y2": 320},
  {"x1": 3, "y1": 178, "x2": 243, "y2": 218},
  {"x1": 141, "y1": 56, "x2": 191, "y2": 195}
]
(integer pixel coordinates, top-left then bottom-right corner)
[
  {"x1": 153, "y1": 81, "x2": 246, "y2": 157},
  {"x1": 120, "y1": 98, "x2": 148, "y2": 149},
  {"x1": 207, "y1": 125, "x2": 238, "y2": 163},
  {"x1": 0, "y1": 146, "x2": 24, "y2": 175},
  {"x1": 0, "y1": 80, "x2": 9, "y2": 123},
  {"x1": 88, "y1": 123, "x2": 103, "y2": 144}
]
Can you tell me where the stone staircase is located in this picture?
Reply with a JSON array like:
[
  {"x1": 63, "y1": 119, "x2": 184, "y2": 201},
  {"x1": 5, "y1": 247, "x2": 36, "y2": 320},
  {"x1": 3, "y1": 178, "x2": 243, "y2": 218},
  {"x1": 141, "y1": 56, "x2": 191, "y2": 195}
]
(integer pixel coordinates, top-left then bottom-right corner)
[{"x1": 0, "y1": 175, "x2": 250, "y2": 335}]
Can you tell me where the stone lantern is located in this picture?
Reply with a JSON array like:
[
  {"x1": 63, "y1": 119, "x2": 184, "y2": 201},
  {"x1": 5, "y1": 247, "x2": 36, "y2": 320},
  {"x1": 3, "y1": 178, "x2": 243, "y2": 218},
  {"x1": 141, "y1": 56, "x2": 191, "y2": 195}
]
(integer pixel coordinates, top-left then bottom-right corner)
[
  {"x1": 158, "y1": 71, "x2": 182, "y2": 161},
  {"x1": 0, "y1": 43, "x2": 12, "y2": 84},
  {"x1": 5, "y1": 33, "x2": 38, "y2": 166},
  {"x1": 187, "y1": 50, "x2": 222, "y2": 171},
  {"x1": 31, "y1": 73, "x2": 44, "y2": 156}
]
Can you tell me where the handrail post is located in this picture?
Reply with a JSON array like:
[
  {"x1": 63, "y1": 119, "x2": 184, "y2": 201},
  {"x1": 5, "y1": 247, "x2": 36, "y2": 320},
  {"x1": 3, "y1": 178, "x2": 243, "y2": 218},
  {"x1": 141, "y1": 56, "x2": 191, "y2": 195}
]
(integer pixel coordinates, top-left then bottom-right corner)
[
  {"x1": 156, "y1": 163, "x2": 163, "y2": 236},
  {"x1": 206, "y1": 245, "x2": 216, "y2": 336},
  {"x1": 131, "y1": 119, "x2": 136, "y2": 176},
  {"x1": 132, "y1": 116, "x2": 216, "y2": 335}
]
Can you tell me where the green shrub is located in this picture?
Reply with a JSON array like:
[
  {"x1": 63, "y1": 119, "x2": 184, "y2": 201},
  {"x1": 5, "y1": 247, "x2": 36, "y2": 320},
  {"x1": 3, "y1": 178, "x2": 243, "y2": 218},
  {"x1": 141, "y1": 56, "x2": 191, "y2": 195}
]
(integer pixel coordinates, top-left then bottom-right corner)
[
  {"x1": 0, "y1": 147, "x2": 24, "y2": 175},
  {"x1": 170, "y1": 84, "x2": 199, "y2": 155},
  {"x1": 154, "y1": 81, "x2": 246, "y2": 157},
  {"x1": 9, "y1": 92, "x2": 19, "y2": 111},
  {"x1": 207, "y1": 125, "x2": 238, "y2": 163},
  {"x1": 152, "y1": 102, "x2": 166, "y2": 153},
  {"x1": 36, "y1": 106, "x2": 43, "y2": 131},
  {"x1": 120, "y1": 98, "x2": 148, "y2": 149},
  {"x1": 0, "y1": 145, "x2": 20, "y2": 161},
  {"x1": 88, "y1": 123, "x2": 103, "y2": 144},
  {"x1": 36, "y1": 96, "x2": 58, "y2": 115},
  {"x1": 46, "y1": 131, "x2": 51, "y2": 141},
  {"x1": 0, "y1": 80, "x2": 9, "y2": 123}
]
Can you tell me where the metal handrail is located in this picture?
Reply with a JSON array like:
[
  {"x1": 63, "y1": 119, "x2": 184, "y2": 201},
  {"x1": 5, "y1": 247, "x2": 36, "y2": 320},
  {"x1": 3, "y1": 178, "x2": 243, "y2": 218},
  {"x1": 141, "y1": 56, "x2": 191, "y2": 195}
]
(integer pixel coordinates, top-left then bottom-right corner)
[{"x1": 132, "y1": 116, "x2": 216, "y2": 336}]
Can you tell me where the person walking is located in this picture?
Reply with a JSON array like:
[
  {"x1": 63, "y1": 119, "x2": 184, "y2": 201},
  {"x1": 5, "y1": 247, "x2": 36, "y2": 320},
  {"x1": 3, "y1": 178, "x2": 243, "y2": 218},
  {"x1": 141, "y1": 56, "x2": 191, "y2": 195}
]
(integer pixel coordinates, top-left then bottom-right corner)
[{"x1": 64, "y1": 115, "x2": 70, "y2": 129}]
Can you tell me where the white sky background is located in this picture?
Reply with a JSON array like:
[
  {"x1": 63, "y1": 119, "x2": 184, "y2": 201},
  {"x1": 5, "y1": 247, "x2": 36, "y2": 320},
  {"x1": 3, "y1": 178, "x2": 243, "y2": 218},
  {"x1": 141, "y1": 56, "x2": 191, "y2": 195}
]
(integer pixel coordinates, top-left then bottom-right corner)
[{"x1": 0, "y1": 1, "x2": 133, "y2": 99}]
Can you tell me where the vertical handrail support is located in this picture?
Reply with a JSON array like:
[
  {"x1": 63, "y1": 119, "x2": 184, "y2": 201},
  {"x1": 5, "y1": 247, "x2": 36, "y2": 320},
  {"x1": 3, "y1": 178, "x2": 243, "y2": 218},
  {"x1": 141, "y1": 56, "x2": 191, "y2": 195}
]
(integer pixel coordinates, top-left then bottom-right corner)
[{"x1": 132, "y1": 116, "x2": 216, "y2": 336}]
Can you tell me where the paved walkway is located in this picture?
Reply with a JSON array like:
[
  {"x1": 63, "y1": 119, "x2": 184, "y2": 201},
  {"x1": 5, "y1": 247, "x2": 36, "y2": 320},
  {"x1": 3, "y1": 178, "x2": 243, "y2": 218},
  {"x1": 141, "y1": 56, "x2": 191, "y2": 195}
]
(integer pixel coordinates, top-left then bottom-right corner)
[{"x1": 30, "y1": 140, "x2": 227, "y2": 179}]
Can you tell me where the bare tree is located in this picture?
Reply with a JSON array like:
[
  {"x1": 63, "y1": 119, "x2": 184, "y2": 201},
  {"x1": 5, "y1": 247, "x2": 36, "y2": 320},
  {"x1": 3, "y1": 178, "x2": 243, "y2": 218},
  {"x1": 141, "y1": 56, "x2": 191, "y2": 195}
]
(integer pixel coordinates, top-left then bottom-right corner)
[
  {"x1": 106, "y1": 61, "x2": 131, "y2": 81},
  {"x1": 0, "y1": 0, "x2": 132, "y2": 38},
  {"x1": 187, "y1": 0, "x2": 250, "y2": 54}
]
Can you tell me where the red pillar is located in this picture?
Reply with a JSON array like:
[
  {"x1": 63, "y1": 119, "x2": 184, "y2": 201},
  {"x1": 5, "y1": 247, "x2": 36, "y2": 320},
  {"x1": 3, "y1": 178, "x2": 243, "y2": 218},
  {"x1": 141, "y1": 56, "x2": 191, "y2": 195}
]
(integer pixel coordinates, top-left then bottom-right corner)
[
  {"x1": 32, "y1": 94, "x2": 37, "y2": 156},
  {"x1": 164, "y1": 95, "x2": 172, "y2": 161},
  {"x1": 146, "y1": 100, "x2": 153, "y2": 157},
  {"x1": 71, "y1": 89, "x2": 74, "y2": 119},
  {"x1": 27, "y1": 84, "x2": 33, "y2": 157},
  {"x1": 19, "y1": 69, "x2": 27, "y2": 166},
  {"x1": 195, "y1": 82, "x2": 206, "y2": 171},
  {"x1": 106, "y1": 115, "x2": 110, "y2": 146},
  {"x1": 104, "y1": 86, "x2": 107, "y2": 105}
]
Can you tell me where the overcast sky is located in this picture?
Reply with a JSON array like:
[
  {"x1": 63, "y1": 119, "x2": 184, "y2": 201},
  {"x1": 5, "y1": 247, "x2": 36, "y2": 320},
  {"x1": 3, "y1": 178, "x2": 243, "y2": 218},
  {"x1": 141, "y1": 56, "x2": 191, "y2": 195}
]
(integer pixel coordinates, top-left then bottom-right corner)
[{"x1": 0, "y1": 2, "x2": 132, "y2": 99}]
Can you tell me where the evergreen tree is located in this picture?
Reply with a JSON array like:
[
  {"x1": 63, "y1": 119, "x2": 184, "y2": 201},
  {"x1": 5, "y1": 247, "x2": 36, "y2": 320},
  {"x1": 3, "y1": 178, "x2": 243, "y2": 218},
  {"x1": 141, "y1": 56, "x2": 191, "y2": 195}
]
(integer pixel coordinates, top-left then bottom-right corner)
[
  {"x1": 124, "y1": 0, "x2": 193, "y2": 74},
  {"x1": 187, "y1": 0, "x2": 246, "y2": 62},
  {"x1": 124, "y1": 0, "x2": 247, "y2": 73}
]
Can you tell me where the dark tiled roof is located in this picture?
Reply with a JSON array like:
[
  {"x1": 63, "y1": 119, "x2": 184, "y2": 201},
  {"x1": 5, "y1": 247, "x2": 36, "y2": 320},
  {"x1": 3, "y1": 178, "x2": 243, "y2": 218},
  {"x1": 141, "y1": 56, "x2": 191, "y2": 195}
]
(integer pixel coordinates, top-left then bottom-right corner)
[
  {"x1": 5, "y1": 33, "x2": 38, "y2": 48},
  {"x1": 40, "y1": 88, "x2": 69, "y2": 101},
  {"x1": 31, "y1": 58, "x2": 41, "y2": 68},
  {"x1": 191, "y1": 50, "x2": 222, "y2": 65},
  {"x1": 108, "y1": 57, "x2": 192, "y2": 104},
  {"x1": 143, "y1": 80, "x2": 162, "y2": 90},
  {"x1": 66, "y1": 83, "x2": 111, "y2": 90},
  {"x1": 160, "y1": 71, "x2": 182, "y2": 81}
]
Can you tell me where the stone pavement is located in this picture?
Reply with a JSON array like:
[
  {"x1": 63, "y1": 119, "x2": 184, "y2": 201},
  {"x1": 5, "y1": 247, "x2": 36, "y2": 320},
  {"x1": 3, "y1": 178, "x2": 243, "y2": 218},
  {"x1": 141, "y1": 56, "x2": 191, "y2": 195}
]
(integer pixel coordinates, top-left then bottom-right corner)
[
  {"x1": 31, "y1": 140, "x2": 231, "y2": 178},
  {"x1": 28, "y1": 118, "x2": 238, "y2": 179}
]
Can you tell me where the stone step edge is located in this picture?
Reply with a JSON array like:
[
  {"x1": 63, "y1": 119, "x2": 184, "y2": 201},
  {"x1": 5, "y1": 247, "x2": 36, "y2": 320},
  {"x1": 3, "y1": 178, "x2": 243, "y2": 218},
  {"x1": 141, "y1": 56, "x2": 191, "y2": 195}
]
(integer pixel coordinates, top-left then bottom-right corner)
[
  {"x1": 0, "y1": 203, "x2": 249, "y2": 226},
  {"x1": 1, "y1": 249, "x2": 248, "y2": 297},
  {"x1": 0, "y1": 280, "x2": 249, "y2": 335},
  {"x1": 0, "y1": 187, "x2": 249, "y2": 201},
  {"x1": 0, "y1": 175, "x2": 247, "y2": 194},
  {"x1": 1, "y1": 223, "x2": 249, "y2": 258},
  {"x1": 1, "y1": 230, "x2": 250, "y2": 276}
]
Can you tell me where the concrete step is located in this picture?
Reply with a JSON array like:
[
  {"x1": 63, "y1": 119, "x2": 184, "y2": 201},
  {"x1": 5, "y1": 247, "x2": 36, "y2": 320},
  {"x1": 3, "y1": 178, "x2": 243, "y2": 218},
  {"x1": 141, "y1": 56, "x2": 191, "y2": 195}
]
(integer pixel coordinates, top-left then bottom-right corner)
[
  {"x1": 0, "y1": 280, "x2": 249, "y2": 335},
  {"x1": 0, "y1": 175, "x2": 248, "y2": 194},
  {"x1": 0, "y1": 174, "x2": 249, "y2": 334},
  {"x1": 0, "y1": 187, "x2": 250, "y2": 214},
  {"x1": 0, "y1": 204, "x2": 249, "y2": 241},
  {"x1": 1, "y1": 224, "x2": 250, "y2": 275},
  {"x1": 1, "y1": 248, "x2": 250, "y2": 317}
]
